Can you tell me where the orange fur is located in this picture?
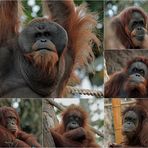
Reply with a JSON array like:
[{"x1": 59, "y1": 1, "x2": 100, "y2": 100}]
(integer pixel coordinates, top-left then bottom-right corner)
[
  {"x1": 25, "y1": 51, "x2": 58, "y2": 76},
  {"x1": 0, "y1": 1, "x2": 99, "y2": 97},
  {"x1": 43, "y1": 1, "x2": 100, "y2": 67},
  {"x1": 64, "y1": 3, "x2": 100, "y2": 69},
  {"x1": 55, "y1": 105, "x2": 89, "y2": 134},
  {"x1": 66, "y1": 3, "x2": 100, "y2": 94},
  {"x1": 125, "y1": 80, "x2": 147, "y2": 97},
  {"x1": 52, "y1": 104, "x2": 99, "y2": 147},
  {"x1": 0, "y1": 107, "x2": 41, "y2": 147},
  {"x1": 111, "y1": 6, "x2": 148, "y2": 49},
  {"x1": 105, "y1": 56, "x2": 148, "y2": 98},
  {"x1": 0, "y1": 1, "x2": 23, "y2": 45},
  {"x1": 43, "y1": 1, "x2": 100, "y2": 92},
  {"x1": 43, "y1": 1, "x2": 75, "y2": 26}
]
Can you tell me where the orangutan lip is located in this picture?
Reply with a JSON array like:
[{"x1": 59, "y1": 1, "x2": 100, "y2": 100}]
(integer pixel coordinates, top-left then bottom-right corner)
[
  {"x1": 137, "y1": 35, "x2": 144, "y2": 37},
  {"x1": 36, "y1": 48, "x2": 54, "y2": 52},
  {"x1": 133, "y1": 34, "x2": 144, "y2": 41},
  {"x1": 124, "y1": 131, "x2": 132, "y2": 134},
  {"x1": 133, "y1": 35, "x2": 144, "y2": 37},
  {"x1": 69, "y1": 127, "x2": 78, "y2": 130},
  {"x1": 10, "y1": 128, "x2": 17, "y2": 131}
]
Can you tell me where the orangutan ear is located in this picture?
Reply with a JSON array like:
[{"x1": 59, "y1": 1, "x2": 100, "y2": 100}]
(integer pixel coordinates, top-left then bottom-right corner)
[{"x1": 42, "y1": 1, "x2": 75, "y2": 26}]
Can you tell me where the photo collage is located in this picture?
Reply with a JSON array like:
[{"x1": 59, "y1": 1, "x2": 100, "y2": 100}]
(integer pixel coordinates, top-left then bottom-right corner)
[{"x1": 0, "y1": 0, "x2": 148, "y2": 147}]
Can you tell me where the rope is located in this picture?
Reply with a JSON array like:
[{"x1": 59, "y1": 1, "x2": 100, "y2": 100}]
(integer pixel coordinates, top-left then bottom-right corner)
[{"x1": 67, "y1": 86, "x2": 103, "y2": 97}]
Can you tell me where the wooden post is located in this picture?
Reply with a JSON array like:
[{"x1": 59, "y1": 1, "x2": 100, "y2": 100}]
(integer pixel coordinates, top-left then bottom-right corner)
[
  {"x1": 43, "y1": 98, "x2": 59, "y2": 147},
  {"x1": 112, "y1": 98, "x2": 123, "y2": 144}
]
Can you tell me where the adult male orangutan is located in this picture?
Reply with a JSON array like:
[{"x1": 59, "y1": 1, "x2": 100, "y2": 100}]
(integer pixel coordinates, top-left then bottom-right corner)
[{"x1": 0, "y1": 1, "x2": 99, "y2": 97}]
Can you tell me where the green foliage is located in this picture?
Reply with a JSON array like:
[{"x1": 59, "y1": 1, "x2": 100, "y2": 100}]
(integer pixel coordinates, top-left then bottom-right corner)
[{"x1": 22, "y1": 0, "x2": 42, "y2": 24}]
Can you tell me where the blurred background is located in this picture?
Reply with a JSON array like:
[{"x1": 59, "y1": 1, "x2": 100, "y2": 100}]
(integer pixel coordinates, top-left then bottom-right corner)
[
  {"x1": 21, "y1": 0, "x2": 104, "y2": 98},
  {"x1": 51, "y1": 98, "x2": 104, "y2": 146},
  {"x1": 105, "y1": 0, "x2": 148, "y2": 18},
  {"x1": 0, "y1": 98, "x2": 42, "y2": 145}
]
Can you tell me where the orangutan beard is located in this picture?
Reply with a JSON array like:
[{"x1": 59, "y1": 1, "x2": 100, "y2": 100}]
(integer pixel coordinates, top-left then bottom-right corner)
[{"x1": 24, "y1": 51, "x2": 59, "y2": 75}]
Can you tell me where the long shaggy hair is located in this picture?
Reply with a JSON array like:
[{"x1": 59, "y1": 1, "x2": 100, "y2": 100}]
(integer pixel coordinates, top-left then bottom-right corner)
[
  {"x1": 0, "y1": 106, "x2": 20, "y2": 137},
  {"x1": 52, "y1": 104, "x2": 90, "y2": 135},
  {"x1": 25, "y1": 51, "x2": 59, "y2": 76},
  {"x1": 0, "y1": 1, "x2": 23, "y2": 45},
  {"x1": 43, "y1": 1, "x2": 100, "y2": 94}
]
